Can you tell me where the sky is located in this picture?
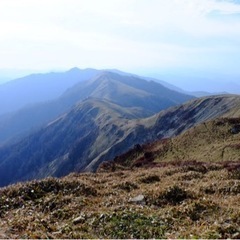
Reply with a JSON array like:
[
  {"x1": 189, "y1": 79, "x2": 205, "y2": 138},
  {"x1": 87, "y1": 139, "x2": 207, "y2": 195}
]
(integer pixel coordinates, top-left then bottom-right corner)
[{"x1": 0, "y1": 0, "x2": 240, "y2": 90}]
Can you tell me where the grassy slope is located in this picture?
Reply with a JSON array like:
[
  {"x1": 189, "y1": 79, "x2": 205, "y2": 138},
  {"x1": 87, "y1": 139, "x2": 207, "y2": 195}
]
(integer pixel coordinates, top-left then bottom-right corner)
[
  {"x1": 1, "y1": 163, "x2": 240, "y2": 238},
  {"x1": 1, "y1": 116, "x2": 240, "y2": 238},
  {"x1": 104, "y1": 117, "x2": 240, "y2": 169},
  {"x1": 154, "y1": 118, "x2": 240, "y2": 163}
]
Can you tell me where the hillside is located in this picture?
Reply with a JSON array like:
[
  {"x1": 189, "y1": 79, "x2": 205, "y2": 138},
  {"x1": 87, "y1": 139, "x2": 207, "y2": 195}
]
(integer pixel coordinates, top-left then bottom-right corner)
[
  {"x1": 0, "y1": 71, "x2": 193, "y2": 145},
  {"x1": 101, "y1": 117, "x2": 240, "y2": 170},
  {"x1": 0, "y1": 95, "x2": 239, "y2": 187},
  {"x1": 147, "y1": 94, "x2": 240, "y2": 139},
  {"x1": 1, "y1": 158, "x2": 240, "y2": 238},
  {"x1": 0, "y1": 98, "x2": 141, "y2": 186}
]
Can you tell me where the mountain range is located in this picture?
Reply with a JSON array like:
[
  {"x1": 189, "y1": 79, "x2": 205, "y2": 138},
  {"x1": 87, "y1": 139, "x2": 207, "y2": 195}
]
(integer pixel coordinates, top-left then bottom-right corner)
[
  {"x1": 1, "y1": 67, "x2": 240, "y2": 239},
  {"x1": 0, "y1": 70, "x2": 193, "y2": 145},
  {"x1": 0, "y1": 68, "x2": 99, "y2": 116},
  {"x1": 0, "y1": 92, "x2": 239, "y2": 187},
  {"x1": 101, "y1": 106, "x2": 240, "y2": 171},
  {"x1": 0, "y1": 68, "x2": 240, "y2": 188}
]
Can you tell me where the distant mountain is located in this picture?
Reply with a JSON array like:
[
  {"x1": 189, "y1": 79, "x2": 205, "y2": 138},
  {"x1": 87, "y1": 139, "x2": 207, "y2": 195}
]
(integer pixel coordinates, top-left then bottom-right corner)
[
  {"x1": 110, "y1": 70, "x2": 228, "y2": 97},
  {"x1": 61, "y1": 71, "x2": 194, "y2": 113},
  {"x1": 0, "y1": 68, "x2": 100, "y2": 115},
  {"x1": 0, "y1": 67, "x2": 193, "y2": 117},
  {"x1": 0, "y1": 68, "x2": 36, "y2": 83},
  {"x1": 0, "y1": 71, "x2": 193, "y2": 145},
  {"x1": 0, "y1": 94, "x2": 239, "y2": 187},
  {"x1": 107, "y1": 68, "x2": 186, "y2": 93}
]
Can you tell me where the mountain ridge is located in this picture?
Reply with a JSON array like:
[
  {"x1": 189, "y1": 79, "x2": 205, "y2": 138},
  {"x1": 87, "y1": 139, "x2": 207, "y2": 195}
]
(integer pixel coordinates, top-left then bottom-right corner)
[
  {"x1": 1, "y1": 108, "x2": 240, "y2": 238},
  {"x1": 0, "y1": 71, "x2": 193, "y2": 145},
  {"x1": 0, "y1": 94, "x2": 239, "y2": 187},
  {"x1": 99, "y1": 115, "x2": 240, "y2": 171}
]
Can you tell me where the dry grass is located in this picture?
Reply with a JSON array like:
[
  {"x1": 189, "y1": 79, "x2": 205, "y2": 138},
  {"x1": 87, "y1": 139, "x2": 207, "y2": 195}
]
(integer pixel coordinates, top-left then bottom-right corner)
[
  {"x1": 0, "y1": 162, "x2": 240, "y2": 239},
  {"x1": 152, "y1": 118, "x2": 240, "y2": 163}
]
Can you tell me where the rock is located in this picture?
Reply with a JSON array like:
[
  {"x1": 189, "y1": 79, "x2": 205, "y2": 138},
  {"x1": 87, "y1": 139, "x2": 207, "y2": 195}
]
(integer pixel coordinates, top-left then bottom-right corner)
[
  {"x1": 0, "y1": 232, "x2": 8, "y2": 239},
  {"x1": 129, "y1": 194, "x2": 145, "y2": 204},
  {"x1": 231, "y1": 125, "x2": 240, "y2": 134},
  {"x1": 72, "y1": 215, "x2": 85, "y2": 224},
  {"x1": 232, "y1": 232, "x2": 240, "y2": 239}
]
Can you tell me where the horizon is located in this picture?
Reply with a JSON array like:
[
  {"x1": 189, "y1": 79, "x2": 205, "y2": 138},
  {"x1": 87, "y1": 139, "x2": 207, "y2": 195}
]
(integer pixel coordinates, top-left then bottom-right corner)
[{"x1": 0, "y1": 66, "x2": 240, "y2": 94}]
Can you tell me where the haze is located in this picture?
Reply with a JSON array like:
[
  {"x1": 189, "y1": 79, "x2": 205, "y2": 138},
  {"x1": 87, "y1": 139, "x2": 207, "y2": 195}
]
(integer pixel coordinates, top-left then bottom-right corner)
[{"x1": 0, "y1": 0, "x2": 240, "y2": 92}]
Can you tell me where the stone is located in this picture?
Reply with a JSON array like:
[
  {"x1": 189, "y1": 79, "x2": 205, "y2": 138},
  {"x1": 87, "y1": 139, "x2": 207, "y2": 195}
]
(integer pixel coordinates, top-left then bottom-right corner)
[
  {"x1": 72, "y1": 215, "x2": 85, "y2": 224},
  {"x1": 129, "y1": 194, "x2": 145, "y2": 204}
]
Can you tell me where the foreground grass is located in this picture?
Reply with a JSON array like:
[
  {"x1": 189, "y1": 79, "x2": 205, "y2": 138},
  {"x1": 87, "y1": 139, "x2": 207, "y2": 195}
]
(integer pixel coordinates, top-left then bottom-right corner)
[{"x1": 0, "y1": 161, "x2": 240, "y2": 239}]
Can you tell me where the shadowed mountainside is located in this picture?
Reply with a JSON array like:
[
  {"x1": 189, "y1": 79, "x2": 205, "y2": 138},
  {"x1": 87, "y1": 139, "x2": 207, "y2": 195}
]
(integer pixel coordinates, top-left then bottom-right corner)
[
  {"x1": 100, "y1": 116, "x2": 240, "y2": 170},
  {"x1": 0, "y1": 95, "x2": 239, "y2": 187},
  {"x1": 0, "y1": 71, "x2": 193, "y2": 145}
]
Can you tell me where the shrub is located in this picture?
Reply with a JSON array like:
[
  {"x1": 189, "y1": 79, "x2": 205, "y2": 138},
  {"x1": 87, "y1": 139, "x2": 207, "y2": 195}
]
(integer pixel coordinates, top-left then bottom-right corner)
[
  {"x1": 147, "y1": 185, "x2": 192, "y2": 206},
  {"x1": 226, "y1": 163, "x2": 240, "y2": 180},
  {"x1": 116, "y1": 181, "x2": 138, "y2": 192},
  {"x1": 139, "y1": 175, "x2": 160, "y2": 184},
  {"x1": 163, "y1": 185, "x2": 191, "y2": 204}
]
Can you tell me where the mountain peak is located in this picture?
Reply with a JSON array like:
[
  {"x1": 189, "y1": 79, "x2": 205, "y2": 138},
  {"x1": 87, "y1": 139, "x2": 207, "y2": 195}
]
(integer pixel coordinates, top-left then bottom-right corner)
[
  {"x1": 67, "y1": 67, "x2": 100, "y2": 74},
  {"x1": 91, "y1": 71, "x2": 120, "y2": 81},
  {"x1": 67, "y1": 67, "x2": 81, "y2": 73}
]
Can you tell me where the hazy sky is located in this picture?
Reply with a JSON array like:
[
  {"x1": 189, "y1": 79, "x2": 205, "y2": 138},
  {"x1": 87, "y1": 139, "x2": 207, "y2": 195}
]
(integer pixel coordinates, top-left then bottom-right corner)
[{"x1": 0, "y1": 0, "x2": 240, "y2": 83}]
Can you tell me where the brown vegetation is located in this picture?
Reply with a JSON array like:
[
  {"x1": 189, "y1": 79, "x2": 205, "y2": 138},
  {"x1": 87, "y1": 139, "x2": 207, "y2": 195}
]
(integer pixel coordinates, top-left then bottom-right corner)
[{"x1": 1, "y1": 159, "x2": 240, "y2": 238}]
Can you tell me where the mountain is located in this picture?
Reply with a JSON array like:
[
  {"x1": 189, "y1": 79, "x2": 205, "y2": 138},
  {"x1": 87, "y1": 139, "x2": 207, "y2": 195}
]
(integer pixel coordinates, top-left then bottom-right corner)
[
  {"x1": 0, "y1": 98, "x2": 144, "y2": 186},
  {"x1": 146, "y1": 94, "x2": 240, "y2": 139},
  {"x1": 189, "y1": 91, "x2": 221, "y2": 97},
  {"x1": 0, "y1": 68, "x2": 100, "y2": 116},
  {"x1": 0, "y1": 71, "x2": 193, "y2": 145},
  {"x1": 0, "y1": 94, "x2": 239, "y2": 187},
  {"x1": 61, "y1": 71, "x2": 194, "y2": 113},
  {"x1": 0, "y1": 68, "x2": 194, "y2": 117},
  {"x1": 101, "y1": 112, "x2": 240, "y2": 170},
  {"x1": 1, "y1": 105, "x2": 240, "y2": 239},
  {"x1": 106, "y1": 68, "x2": 185, "y2": 93}
]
